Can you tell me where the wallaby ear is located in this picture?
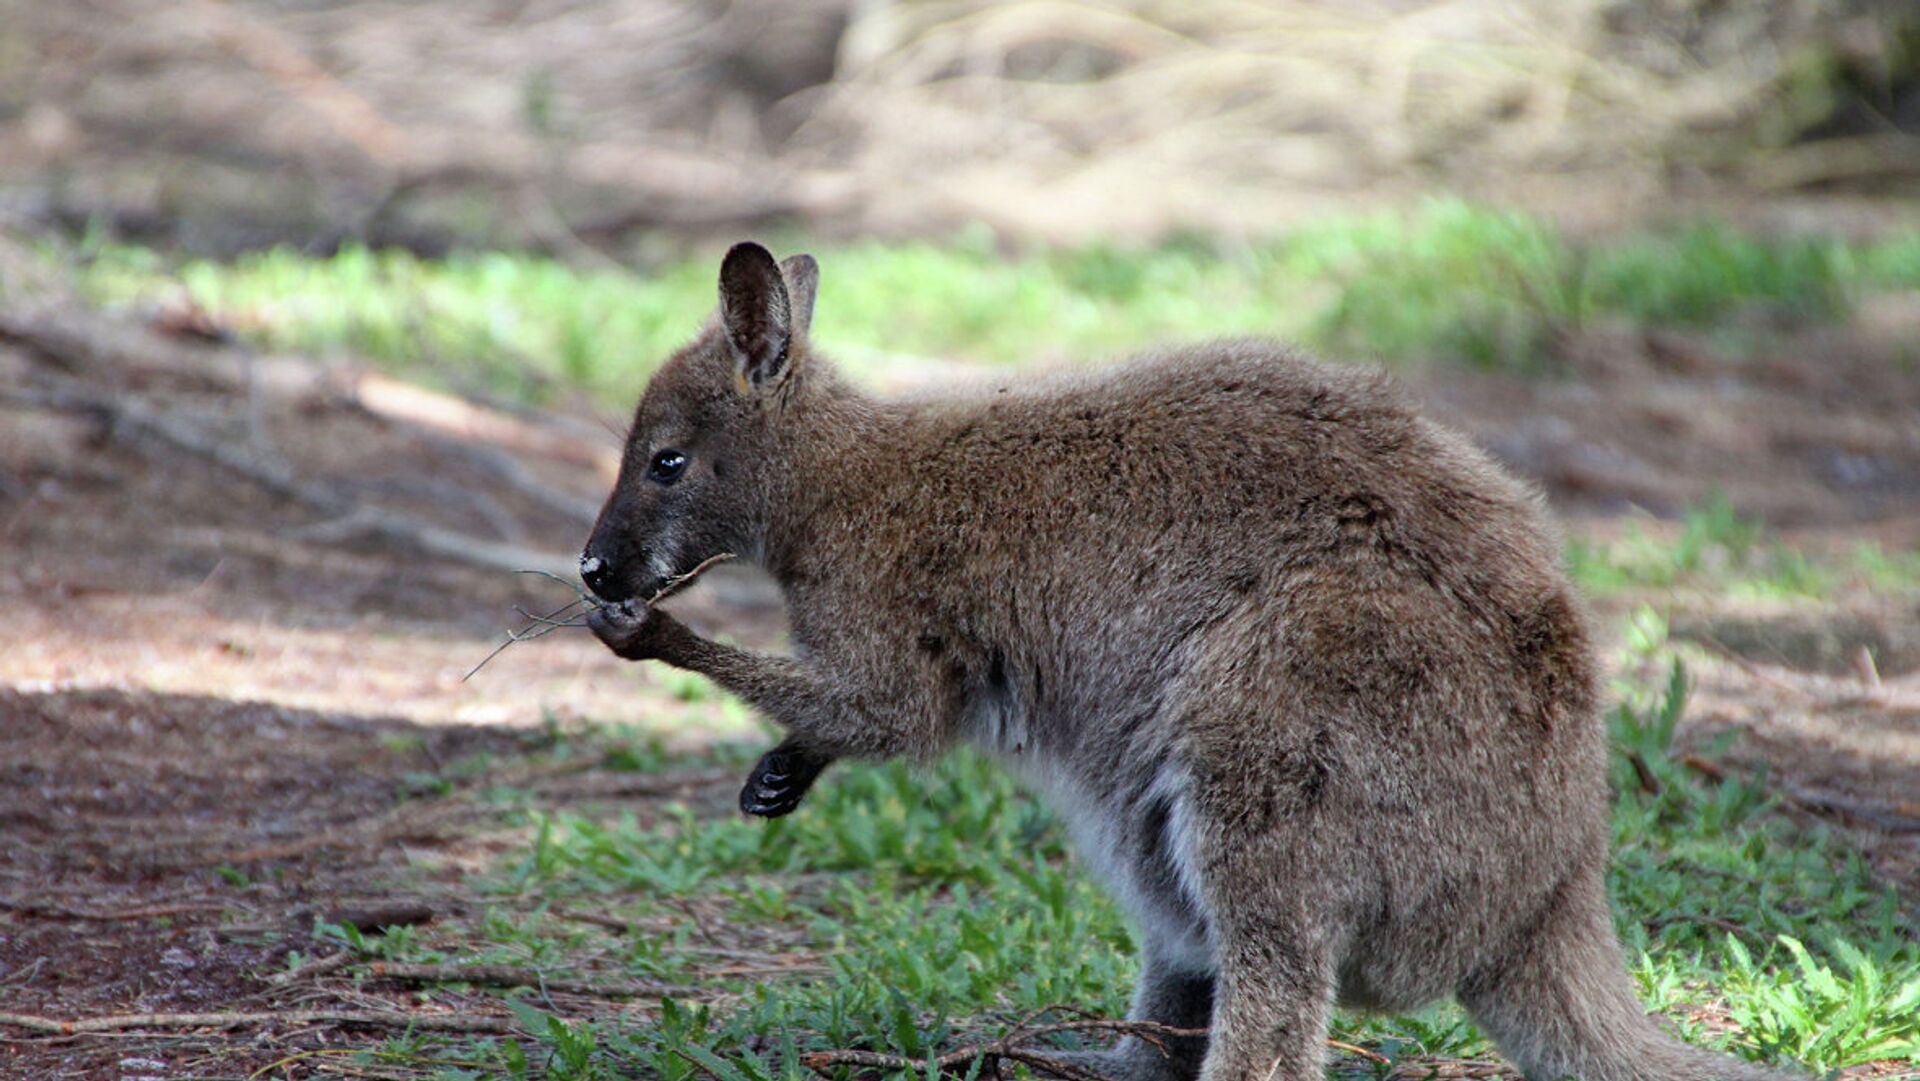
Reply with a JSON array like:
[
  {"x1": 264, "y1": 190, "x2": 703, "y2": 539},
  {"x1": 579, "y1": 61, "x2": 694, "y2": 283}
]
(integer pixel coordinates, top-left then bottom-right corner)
[
  {"x1": 778, "y1": 254, "x2": 818, "y2": 341},
  {"x1": 719, "y1": 242, "x2": 792, "y2": 393}
]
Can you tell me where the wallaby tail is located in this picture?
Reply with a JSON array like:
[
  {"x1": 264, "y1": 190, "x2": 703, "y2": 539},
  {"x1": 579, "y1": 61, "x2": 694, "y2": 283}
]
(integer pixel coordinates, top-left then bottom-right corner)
[{"x1": 1457, "y1": 872, "x2": 1803, "y2": 1081}]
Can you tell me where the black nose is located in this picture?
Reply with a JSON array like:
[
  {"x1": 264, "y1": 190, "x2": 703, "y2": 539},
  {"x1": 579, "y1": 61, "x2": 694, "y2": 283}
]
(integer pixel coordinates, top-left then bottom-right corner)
[{"x1": 579, "y1": 552, "x2": 625, "y2": 601}]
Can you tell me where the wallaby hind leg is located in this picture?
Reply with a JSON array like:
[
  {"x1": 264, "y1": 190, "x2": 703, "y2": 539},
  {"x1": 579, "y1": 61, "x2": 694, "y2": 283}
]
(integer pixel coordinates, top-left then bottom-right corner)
[
  {"x1": 1458, "y1": 870, "x2": 1803, "y2": 1081},
  {"x1": 1192, "y1": 919, "x2": 1336, "y2": 1081},
  {"x1": 1043, "y1": 950, "x2": 1215, "y2": 1081}
]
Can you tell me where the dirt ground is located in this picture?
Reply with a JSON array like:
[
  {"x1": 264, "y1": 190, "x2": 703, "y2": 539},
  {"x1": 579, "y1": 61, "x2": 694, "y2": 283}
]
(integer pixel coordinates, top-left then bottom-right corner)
[{"x1": 1, "y1": 285, "x2": 1918, "y2": 1078}]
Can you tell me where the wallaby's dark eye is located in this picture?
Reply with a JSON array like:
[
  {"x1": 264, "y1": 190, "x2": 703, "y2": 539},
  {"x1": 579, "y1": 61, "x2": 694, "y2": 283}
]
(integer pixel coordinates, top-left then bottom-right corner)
[{"x1": 647, "y1": 448, "x2": 689, "y2": 484}]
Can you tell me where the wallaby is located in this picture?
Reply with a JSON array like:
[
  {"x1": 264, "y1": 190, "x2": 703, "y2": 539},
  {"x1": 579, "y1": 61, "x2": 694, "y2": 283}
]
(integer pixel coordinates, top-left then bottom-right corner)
[{"x1": 579, "y1": 243, "x2": 1801, "y2": 1081}]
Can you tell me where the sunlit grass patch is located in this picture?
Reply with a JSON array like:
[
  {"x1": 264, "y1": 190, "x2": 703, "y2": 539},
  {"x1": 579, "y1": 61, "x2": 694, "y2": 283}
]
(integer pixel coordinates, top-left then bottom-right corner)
[
  {"x1": 57, "y1": 202, "x2": 1920, "y2": 404},
  {"x1": 1565, "y1": 495, "x2": 1920, "y2": 601}
]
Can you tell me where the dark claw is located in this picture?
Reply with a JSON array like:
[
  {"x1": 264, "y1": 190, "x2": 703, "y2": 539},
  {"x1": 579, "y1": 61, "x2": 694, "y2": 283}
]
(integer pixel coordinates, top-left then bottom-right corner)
[{"x1": 740, "y1": 744, "x2": 833, "y2": 818}]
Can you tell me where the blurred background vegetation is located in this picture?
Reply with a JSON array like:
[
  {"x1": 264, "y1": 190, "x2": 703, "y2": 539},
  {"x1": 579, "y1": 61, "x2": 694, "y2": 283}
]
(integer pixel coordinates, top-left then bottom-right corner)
[{"x1": 4, "y1": 0, "x2": 1918, "y2": 254}]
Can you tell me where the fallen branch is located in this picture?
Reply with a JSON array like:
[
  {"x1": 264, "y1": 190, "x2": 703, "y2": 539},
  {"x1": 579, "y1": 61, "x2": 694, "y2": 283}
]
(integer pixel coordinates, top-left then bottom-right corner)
[
  {"x1": 0, "y1": 372, "x2": 579, "y2": 580},
  {"x1": 0, "y1": 1009, "x2": 514, "y2": 1036},
  {"x1": 549, "y1": 906, "x2": 638, "y2": 934},
  {"x1": 0, "y1": 378, "x2": 344, "y2": 512}
]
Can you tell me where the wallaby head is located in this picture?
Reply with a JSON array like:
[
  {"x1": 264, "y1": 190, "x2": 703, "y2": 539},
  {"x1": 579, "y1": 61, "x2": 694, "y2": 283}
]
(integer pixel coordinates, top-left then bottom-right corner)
[{"x1": 580, "y1": 242, "x2": 821, "y2": 603}]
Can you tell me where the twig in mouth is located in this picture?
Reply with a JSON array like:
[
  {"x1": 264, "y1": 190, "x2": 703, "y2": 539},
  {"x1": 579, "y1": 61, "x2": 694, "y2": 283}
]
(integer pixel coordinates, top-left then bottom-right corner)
[
  {"x1": 512, "y1": 599, "x2": 590, "y2": 629},
  {"x1": 462, "y1": 553, "x2": 736, "y2": 681},
  {"x1": 460, "y1": 594, "x2": 592, "y2": 681},
  {"x1": 643, "y1": 551, "x2": 736, "y2": 606}
]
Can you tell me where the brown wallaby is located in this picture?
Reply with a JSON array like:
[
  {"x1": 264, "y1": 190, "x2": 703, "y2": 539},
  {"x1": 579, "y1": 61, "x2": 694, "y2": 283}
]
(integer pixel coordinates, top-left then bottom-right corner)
[{"x1": 579, "y1": 243, "x2": 1801, "y2": 1081}]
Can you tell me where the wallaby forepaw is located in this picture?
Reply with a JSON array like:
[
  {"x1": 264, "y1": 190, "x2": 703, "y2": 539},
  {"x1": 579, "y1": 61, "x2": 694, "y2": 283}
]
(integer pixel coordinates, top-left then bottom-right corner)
[
  {"x1": 740, "y1": 746, "x2": 831, "y2": 817},
  {"x1": 586, "y1": 600, "x2": 683, "y2": 661}
]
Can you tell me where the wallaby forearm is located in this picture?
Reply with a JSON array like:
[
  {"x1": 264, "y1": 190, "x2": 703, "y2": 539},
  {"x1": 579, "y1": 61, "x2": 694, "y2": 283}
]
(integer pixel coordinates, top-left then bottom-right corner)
[{"x1": 666, "y1": 634, "x2": 917, "y2": 760}]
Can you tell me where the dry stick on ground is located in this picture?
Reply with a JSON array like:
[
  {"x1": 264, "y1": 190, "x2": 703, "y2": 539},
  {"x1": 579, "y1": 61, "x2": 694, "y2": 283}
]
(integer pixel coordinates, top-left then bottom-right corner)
[
  {"x1": 550, "y1": 906, "x2": 638, "y2": 935},
  {"x1": 267, "y1": 952, "x2": 357, "y2": 986},
  {"x1": 1681, "y1": 754, "x2": 1920, "y2": 834},
  {"x1": 0, "y1": 1010, "x2": 515, "y2": 1036},
  {"x1": 805, "y1": 1018, "x2": 1392, "y2": 1079},
  {"x1": 359, "y1": 962, "x2": 702, "y2": 1000},
  {"x1": 804, "y1": 1020, "x2": 1180, "y2": 1081},
  {"x1": 207, "y1": 788, "x2": 481, "y2": 867},
  {"x1": 0, "y1": 897, "x2": 237, "y2": 922},
  {"x1": 1645, "y1": 911, "x2": 1765, "y2": 943},
  {"x1": 0, "y1": 379, "x2": 337, "y2": 510}
]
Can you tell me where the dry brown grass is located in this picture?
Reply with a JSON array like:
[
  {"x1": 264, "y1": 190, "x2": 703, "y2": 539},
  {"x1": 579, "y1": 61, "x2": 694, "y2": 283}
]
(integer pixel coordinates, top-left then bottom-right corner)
[
  {"x1": 797, "y1": 0, "x2": 1919, "y2": 239},
  {"x1": 1, "y1": 0, "x2": 1911, "y2": 249}
]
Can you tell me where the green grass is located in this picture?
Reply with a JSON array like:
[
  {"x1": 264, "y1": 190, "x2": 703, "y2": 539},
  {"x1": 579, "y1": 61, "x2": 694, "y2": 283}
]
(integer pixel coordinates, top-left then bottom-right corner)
[
  {"x1": 1566, "y1": 494, "x2": 1920, "y2": 602},
  {"x1": 313, "y1": 654, "x2": 1918, "y2": 1081},
  {"x1": 54, "y1": 201, "x2": 1920, "y2": 402}
]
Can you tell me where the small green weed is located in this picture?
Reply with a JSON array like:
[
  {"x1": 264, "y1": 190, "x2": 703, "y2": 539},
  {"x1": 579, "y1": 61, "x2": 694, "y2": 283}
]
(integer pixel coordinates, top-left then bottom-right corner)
[
  {"x1": 1724, "y1": 936, "x2": 1920, "y2": 1066},
  {"x1": 1565, "y1": 495, "x2": 1888, "y2": 600}
]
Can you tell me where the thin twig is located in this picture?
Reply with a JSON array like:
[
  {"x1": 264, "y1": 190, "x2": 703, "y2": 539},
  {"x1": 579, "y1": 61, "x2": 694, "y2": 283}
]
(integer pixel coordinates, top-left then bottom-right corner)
[
  {"x1": 464, "y1": 553, "x2": 736, "y2": 680},
  {"x1": 1619, "y1": 747, "x2": 1663, "y2": 796},
  {"x1": 1326, "y1": 1038, "x2": 1391, "y2": 1065},
  {"x1": 1682, "y1": 754, "x2": 1920, "y2": 833},
  {"x1": 362, "y1": 961, "x2": 702, "y2": 999},
  {"x1": 0, "y1": 1010, "x2": 515, "y2": 1036},
  {"x1": 803, "y1": 1017, "x2": 1391, "y2": 1079},
  {"x1": 803, "y1": 1019, "x2": 1208, "y2": 1079},
  {"x1": 0, "y1": 897, "x2": 234, "y2": 922},
  {"x1": 266, "y1": 951, "x2": 356, "y2": 986},
  {"x1": 667, "y1": 896, "x2": 722, "y2": 947},
  {"x1": 548, "y1": 906, "x2": 636, "y2": 934},
  {"x1": 645, "y1": 552, "x2": 737, "y2": 605},
  {"x1": 1644, "y1": 912, "x2": 1764, "y2": 943}
]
